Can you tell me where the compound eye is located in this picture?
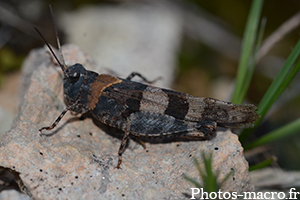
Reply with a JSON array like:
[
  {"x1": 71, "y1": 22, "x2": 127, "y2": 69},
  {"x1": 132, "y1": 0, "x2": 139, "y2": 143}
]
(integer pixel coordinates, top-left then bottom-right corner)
[{"x1": 69, "y1": 71, "x2": 80, "y2": 83}]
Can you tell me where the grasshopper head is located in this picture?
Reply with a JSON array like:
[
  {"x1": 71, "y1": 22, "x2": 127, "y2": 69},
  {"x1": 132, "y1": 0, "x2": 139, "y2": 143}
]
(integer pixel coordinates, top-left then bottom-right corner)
[{"x1": 63, "y1": 63, "x2": 87, "y2": 108}]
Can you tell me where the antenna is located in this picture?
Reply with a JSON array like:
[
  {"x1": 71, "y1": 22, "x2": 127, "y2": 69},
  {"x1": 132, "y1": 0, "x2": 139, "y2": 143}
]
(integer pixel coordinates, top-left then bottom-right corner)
[
  {"x1": 34, "y1": 27, "x2": 66, "y2": 73},
  {"x1": 49, "y1": 4, "x2": 67, "y2": 71},
  {"x1": 33, "y1": 4, "x2": 67, "y2": 75}
]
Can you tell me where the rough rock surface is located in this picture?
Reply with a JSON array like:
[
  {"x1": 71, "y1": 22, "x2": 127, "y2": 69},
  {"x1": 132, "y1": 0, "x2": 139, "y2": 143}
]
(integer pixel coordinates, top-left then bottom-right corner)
[
  {"x1": 0, "y1": 190, "x2": 31, "y2": 200},
  {"x1": 0, "y1": 45, "x2": 254, "y2": 199}
]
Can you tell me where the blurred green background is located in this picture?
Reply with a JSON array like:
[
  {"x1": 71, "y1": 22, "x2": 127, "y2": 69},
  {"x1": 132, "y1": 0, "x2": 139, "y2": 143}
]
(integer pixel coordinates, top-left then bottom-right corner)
[{"x1": 1, "y1": 0, "x2": 300, "y2": 172}]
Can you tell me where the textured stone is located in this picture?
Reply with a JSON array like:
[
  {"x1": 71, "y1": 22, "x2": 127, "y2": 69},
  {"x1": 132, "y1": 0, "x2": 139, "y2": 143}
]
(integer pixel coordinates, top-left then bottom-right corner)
[
  {"x1": 250, "y1": 168, "x2": 300, "y2": 188},
  {"x1": 0, "y1": 45, "x2": 253, "y2": 199},
  {"x1": 0, "y1": 190, "x2": 31, "y2": 200}
]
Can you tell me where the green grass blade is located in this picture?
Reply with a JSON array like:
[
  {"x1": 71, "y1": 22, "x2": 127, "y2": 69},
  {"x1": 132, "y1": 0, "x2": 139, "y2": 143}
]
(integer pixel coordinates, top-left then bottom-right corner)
[
  {"x1": 240, "y1": 41, "x2": 300, "y2": 143},
  {"x1": 184, "y1": 153, "x2": 234, "y2": 195},
  {"x1": 201, "y1": 153, "x2": 218, "y2": 192},
  {"x1": 193, "y1": 157, "x2": 205, "y2": 179},
  {"x1": 256, "y1": 38, "x2": 300, "y2": 122},
  {"x1": 245, "y1": 118, "x2": 300, "y2": 150},
  {"x1": 267, "y1": 58, "x2": 300, "y2": 113},
  {"x1": 183, "y1": 175, "x2": 203, "y2": 189},
  {"x1": 231, "y1": 0, "x2": 264, "y2": 104},
  {"x1": 239, "y1": 18, "x2": 267, "y2": 103},
  {"x1": 220, "y1": 170, "x2": 234, "y2": 186},
  {"x1": 248, "y1": 157, "x2": 275, "y2": 171}
]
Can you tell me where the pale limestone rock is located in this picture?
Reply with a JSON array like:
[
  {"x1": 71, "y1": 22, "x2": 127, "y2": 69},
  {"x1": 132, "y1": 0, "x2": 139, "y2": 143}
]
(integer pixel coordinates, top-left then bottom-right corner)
[{"x1": 0, "y1": 45, "x2": 253, "y2": 199}]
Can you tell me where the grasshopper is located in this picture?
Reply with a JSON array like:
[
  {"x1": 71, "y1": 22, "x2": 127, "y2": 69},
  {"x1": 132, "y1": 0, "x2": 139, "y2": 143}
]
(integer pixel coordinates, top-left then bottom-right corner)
[{"x1": 37, "y1": 5, "x2": 260, "y2": 168}]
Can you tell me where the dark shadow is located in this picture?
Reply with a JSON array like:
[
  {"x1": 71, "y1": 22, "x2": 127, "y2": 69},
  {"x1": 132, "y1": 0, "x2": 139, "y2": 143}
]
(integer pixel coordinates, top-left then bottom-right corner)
[
  {"x1": 0, "y1": 166, "x2": 30, "y2": 196},
  {"x1": 39, "y1": 112, "x2": 91, "y2": 137}
]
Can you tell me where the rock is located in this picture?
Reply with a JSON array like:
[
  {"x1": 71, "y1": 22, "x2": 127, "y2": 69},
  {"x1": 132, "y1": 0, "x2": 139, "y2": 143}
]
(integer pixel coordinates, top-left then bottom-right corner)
[
  {"x1": 250, "y1": 167, "x2": 300, "y2": 188},
  {"x1": 0, "y1": 45, "x2": 253, "y2": 199},
  {"x1": 0, "y1": 106, "x2": 14, "y2": 137},
  {"x1": 0, "y1": 190, "x2": 31, "y2": 200},
  {"x1": 59, "y1": 3, "x2": 182, "y2": 88}
]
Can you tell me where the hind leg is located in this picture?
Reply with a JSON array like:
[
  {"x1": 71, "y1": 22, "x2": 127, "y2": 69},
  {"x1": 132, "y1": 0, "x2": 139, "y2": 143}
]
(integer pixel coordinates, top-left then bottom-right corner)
[{"x1": 116, "y1": 131, "x2": 131, "y2": 169}]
